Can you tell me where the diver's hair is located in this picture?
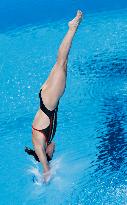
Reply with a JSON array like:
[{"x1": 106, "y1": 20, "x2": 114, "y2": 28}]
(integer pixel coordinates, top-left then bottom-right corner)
[{"x1": 25, "y1": 147, "x2": 51, "y2": 162}]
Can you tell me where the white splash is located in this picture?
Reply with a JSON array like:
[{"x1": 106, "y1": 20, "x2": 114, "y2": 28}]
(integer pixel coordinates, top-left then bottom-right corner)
[{"x1": 27, "y1": 156, "x2": 63, "y2": 186}]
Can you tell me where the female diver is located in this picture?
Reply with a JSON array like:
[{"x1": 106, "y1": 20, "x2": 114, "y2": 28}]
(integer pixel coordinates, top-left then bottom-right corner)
[{"x1": 25, "y1": 10, "x2": 83, "y2": 182}]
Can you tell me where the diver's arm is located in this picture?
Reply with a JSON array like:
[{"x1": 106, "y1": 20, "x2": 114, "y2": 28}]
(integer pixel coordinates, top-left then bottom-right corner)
[{"x1": 34, "y1": 144, "x2": 50, "y2": 172}]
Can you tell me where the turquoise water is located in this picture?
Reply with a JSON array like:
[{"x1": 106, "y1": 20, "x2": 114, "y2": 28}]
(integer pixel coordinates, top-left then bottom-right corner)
[
  {"x1": 0, "y1": 0, "x2": 127, "y2": 32},
  {"x1": 1, "y1": 8, "x2": 127, "y2": 205}
]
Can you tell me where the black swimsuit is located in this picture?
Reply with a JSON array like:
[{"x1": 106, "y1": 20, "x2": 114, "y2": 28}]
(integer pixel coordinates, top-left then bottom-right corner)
[
  {"x1": 25, "y1": 89, "x2": 59, "y2": 162},
  {"x1": 32, "y1": 89, "x2": 59, "y2": 145}
]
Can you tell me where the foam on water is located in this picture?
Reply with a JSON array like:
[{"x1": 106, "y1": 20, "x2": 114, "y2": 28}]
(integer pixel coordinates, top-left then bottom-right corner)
[
  {"x1": 23, "y1": 155, "x2": 91, "y2": 205},
  {"x1": 27, "y1": 154, "x2": 90, "y2": 189}
]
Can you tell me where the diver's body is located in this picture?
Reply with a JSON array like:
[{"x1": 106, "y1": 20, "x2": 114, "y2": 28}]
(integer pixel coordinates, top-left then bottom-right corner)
[{"x1": 25, "y1": 10, "x2": 83, "y2": 181}]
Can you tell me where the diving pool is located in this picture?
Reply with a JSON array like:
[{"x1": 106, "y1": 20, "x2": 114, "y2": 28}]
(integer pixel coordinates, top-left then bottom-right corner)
[{"x1": 0, "y1": 4, "x2": 127, "y2": 205}]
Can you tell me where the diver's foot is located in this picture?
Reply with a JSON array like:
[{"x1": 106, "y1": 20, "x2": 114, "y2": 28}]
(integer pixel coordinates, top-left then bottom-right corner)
[{"x1": 68, "y1": 10, "x2": 83, "y2": 31}]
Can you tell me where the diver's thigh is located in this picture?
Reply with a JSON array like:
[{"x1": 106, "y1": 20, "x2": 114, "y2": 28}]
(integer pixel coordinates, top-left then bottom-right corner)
[{"x1": 46, "y1": 62, "x2": 67, "y2": 85}]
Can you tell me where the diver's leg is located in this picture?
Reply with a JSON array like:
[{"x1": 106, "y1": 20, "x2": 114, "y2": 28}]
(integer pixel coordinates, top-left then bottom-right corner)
[
  {"x1": 40, "y1": 10, "x2": 83, "y2": 110},
  {"x1": 56, "y1": 10, "x2": 83, "y2": 70},
  {"x1": 42, "y1": 10, "x2": 83, "y2": 96}
]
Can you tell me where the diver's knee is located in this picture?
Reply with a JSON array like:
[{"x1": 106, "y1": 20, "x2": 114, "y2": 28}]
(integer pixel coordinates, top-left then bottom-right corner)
[{"x1": 56, "y1": 59, "x2": 67, "y2": 70}]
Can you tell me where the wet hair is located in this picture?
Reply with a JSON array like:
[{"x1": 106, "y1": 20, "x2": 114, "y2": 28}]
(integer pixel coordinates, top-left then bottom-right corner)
[{"x1": 25, "y1": 147, "x2": 52, "y2": 162}]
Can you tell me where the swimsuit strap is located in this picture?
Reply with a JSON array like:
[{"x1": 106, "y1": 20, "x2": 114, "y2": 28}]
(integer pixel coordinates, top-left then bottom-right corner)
[{"x1": 32, "y1": 125, "x2": 49, "y2": 144}]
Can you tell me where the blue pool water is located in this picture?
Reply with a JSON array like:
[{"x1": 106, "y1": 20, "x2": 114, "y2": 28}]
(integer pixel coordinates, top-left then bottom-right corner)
[{"x1": 1, "y1": 2, "x2": 127, "y2": 205}]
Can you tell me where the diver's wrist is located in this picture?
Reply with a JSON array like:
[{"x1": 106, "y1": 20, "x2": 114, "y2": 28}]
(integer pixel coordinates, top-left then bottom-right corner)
[{"x1": 43, "y1": 164, "x2": 50, "y2": 172}]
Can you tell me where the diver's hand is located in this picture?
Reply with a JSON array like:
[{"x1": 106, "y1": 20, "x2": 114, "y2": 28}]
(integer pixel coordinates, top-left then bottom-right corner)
[{"x1": 43, "y1": 169, "x2": 52, "y2": 183}]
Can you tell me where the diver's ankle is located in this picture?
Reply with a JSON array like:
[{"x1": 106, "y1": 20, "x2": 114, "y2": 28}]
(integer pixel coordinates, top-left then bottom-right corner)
[{"x1": 68, "y1": 28, "x2": 77, "y2": 36}]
